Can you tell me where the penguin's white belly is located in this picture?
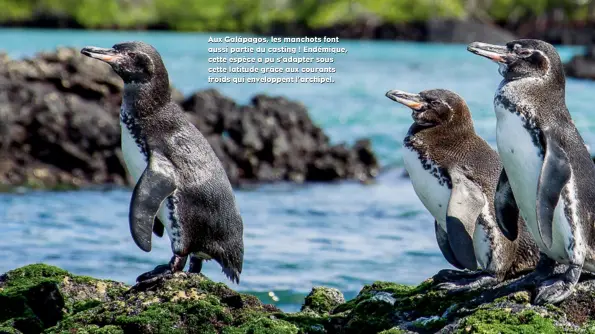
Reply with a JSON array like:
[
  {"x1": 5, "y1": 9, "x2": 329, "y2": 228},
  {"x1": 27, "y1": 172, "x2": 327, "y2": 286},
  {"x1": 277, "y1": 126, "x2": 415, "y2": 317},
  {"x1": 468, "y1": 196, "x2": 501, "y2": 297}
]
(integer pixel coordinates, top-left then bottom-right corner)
[
  {"x1": 495, "y1": 107, "x2": 575, "y2": 264},
  {"x1": 121, "y1": 122, "x2": 145, "y2": 182},
  {"x1": 121, "y1": 121, "x2": 175, "y2": 240},
  {"x1": 403, "y1": 147, "x2": 451, "y2": 230},
  {"x1": 404, "y1": 146, "x2": 496, "y2": 270}
]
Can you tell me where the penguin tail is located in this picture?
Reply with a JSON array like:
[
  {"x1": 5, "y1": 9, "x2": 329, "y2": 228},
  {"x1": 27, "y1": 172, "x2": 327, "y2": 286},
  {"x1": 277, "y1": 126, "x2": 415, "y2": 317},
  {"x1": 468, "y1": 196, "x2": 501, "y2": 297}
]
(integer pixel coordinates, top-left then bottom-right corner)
[
  {"x1": 208, "y1": 242, "x2": 243, "y2": 284},
  {"x1": 222, "y1": 266, "x2": 241, "y2": 284},
  {"x1": 220, "y1": 248, "x2": 243, "y2": 284}
]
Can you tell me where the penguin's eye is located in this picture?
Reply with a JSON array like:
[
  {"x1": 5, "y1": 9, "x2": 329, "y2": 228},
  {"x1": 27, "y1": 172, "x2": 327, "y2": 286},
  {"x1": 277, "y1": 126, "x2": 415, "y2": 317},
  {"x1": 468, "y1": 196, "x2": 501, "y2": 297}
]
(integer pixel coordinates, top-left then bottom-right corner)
[
  {"x1": 128, "y1": 52, "x2": 137, "y2": 59},
  {"x1": 430, "y1": 101, "x2": 441, "y2": 108}
]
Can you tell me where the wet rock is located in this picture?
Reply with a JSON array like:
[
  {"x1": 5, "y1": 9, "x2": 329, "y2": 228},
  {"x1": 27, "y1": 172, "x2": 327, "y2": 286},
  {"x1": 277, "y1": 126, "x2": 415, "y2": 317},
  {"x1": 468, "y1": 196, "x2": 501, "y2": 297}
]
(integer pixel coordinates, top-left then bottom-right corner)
[
  {"x1": 565, "y1": 45, "x2": 595, "y2": 80},
  {"x1": 0, "y1": 48, "x2": 380, "y2": 190},
  {"x1": 3, "y1": 264, "x2": 595, "y2": 333},
  {"x1": 0, "y1": 264, "x2": 292, "y2": 334},
  {"x1": 0, "y1": 49, "x2": 126, "y2": 190},
  {"x1": 301, "y1": 287, "x2": 345, "y2": 314}
]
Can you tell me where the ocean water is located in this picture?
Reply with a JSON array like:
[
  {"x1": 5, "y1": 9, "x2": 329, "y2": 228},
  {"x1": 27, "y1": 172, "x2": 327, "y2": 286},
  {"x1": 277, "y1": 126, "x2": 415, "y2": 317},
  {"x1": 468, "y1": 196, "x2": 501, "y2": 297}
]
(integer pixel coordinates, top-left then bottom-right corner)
[{"x1": 0, "y1": 29, "x2": 594, "y2": 312}]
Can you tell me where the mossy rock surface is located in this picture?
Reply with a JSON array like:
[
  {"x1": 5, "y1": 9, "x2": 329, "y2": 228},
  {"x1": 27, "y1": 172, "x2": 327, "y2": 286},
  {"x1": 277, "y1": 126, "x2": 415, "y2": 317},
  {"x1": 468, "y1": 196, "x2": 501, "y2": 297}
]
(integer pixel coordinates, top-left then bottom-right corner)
[{"x1": 3, "y1": 264, "x2": 595, "y2": 333}]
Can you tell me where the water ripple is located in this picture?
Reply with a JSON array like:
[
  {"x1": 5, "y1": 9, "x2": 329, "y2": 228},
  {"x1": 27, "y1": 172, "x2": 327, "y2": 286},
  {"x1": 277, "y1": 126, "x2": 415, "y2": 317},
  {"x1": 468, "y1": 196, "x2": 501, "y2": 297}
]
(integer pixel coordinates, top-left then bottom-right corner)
[{"x1": 0, "y1": 30, "x2": 592, "y2": 312}]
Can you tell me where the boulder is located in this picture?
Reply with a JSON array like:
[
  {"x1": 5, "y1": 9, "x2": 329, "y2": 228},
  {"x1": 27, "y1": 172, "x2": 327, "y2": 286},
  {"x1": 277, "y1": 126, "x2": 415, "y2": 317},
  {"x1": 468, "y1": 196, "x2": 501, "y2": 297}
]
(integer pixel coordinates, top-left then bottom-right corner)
[
  {"x1": 3, "y1": 264, "x2": 595, "y2": 333},
  {"x1": 565, "y1": 45, "x2": 595, "y2": 80},
  {"x1": 0, "y1": 48, "x2": 379, "y2": 190}
]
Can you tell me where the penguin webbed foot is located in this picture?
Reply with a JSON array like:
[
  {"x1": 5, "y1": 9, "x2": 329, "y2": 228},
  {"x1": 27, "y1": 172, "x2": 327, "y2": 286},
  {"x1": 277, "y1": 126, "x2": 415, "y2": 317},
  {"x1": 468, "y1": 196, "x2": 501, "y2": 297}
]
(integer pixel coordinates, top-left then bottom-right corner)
[
  {"x1": 136, "y1": 264, "x2": 174, "y2": 282},
  {"x1": 432, "y1": 269, "x2": 484, "y2": 284},
  {"x1": 507, "y1": 253, "x2": 565, "y2": 290},
  {"x1": 136, "y1": 255, "x2": 187, "y2": 283},
  {"x1": 533, "y1": 264, "x2": 581, "y2": 305},
  {"x1": 435, "y1": 273, "x2": 498, "y2": 293}
]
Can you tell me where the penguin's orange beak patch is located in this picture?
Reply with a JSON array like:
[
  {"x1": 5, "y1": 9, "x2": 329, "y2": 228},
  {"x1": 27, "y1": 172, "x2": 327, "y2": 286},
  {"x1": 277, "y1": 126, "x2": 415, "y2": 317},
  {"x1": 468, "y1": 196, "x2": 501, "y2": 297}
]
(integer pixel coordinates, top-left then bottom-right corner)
[
  {"x1": 81, "y1": 46, "x2": 121, "y2": 64},
  {"x1": 385, "y1": 90, "x2": 425, "y2": 111},
  {"x1": 467, "y1": 42, "x2": 508, "y2": 63}
]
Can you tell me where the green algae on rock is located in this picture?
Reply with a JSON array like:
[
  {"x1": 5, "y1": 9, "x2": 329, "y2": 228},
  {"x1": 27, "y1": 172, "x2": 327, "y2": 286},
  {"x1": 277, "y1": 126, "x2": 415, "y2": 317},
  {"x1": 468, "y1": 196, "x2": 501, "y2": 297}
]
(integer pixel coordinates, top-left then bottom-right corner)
[
  {"x1": 3, "y1": 264, "x2": 595, "y2": 333},
  {"x1": 301, "y1": 287, "x2": 345, "y2": 315}
]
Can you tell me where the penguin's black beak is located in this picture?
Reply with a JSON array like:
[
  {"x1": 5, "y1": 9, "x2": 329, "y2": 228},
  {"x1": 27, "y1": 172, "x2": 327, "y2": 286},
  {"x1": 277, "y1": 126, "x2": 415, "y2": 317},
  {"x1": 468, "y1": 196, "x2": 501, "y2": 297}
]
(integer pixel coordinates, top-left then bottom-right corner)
[
  {"x1": 81, "y1": 46, "x2": 122, "y2": 64},
  {"x1": 385, "y1": 90, "x2": 425, "y2": 111},
  {"x1": 467, "y1": 42, "x2": 509, "y2": 63}
]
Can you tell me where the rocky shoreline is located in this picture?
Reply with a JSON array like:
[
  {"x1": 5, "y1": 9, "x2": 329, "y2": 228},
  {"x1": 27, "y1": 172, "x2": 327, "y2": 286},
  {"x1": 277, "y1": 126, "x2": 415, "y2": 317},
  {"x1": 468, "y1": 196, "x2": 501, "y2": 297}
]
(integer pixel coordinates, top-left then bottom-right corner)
[
  {"x1": 0, "y1": 48, "x2": 379, "y2": 191},
  {"x1": 565, "y1": 45, "x2": 595, "y2": 81},
  {"x1": 2, "y1": 264, "x2": 595, "y2": 333}
]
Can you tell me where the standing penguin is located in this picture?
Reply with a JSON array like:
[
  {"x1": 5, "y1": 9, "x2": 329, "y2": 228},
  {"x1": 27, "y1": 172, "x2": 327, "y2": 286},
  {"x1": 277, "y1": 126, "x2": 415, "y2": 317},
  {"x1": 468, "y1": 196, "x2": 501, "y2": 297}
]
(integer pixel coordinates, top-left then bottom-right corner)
[
  {"x1": 81, "y1": 42, "x2": 244, "y2": 283},
  {"x1": 468, "y1": 39, "x2": 595, "y2": 304},
  {"x1": 386, "y1": 88, "x2": 538, "y2": 290}
]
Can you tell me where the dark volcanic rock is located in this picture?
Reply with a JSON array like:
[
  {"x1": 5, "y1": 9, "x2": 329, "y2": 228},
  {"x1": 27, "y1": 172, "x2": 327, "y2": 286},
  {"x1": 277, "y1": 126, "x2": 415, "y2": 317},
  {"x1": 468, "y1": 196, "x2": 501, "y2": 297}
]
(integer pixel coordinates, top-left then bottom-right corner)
[
  {"x1": 565, "y1": 45, "x2": 595, "y2": 80},
  {"x1": 0, "y1": 48, "x2": 126, "y2": 189},
  {"x1": 0, "y1": 48, "x2": 379, "y2": 190},
  {"x1": 4, "y1": 264, "x2": 595, "y2": 333},
  {"x1": 182, "y1": 90, "x2": 379, "y2": 185}
]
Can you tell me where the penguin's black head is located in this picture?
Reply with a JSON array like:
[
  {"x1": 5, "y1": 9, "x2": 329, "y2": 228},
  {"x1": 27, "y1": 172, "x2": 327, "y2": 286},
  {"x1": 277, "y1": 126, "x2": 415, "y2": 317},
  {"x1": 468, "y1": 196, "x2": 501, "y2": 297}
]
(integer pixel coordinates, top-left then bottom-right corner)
[
  {"x1": 81, "y1": 41, "x2": 167, "y2": 84},
  {"x1": 385, "y1": 88, "x2": 471, "y2": 128},
  {"x1": 467, "y1": 39, "x2": 564, "y2": 84}
]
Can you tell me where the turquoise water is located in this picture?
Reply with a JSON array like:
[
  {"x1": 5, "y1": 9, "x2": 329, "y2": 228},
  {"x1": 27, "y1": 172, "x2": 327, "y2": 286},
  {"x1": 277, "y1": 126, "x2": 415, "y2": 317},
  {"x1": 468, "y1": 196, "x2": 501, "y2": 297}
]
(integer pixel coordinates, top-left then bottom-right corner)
[{"x1": 0, "y1": 29, "x2": 594, "y2": 312}]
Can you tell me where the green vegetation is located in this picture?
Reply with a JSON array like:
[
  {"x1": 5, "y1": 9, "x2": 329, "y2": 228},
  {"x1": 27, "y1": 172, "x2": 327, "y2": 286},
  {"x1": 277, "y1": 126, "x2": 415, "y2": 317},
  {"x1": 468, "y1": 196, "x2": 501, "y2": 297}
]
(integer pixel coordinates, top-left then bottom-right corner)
[
  {"x1": 2, "y1": 263, "x2": 595, "y2": 333},
  {"x1": 0, "y1": 0, "x2": 593, "y2": 31},
  {"x1": 457, "y1": 309, "x2": 561, "y2": 334}
]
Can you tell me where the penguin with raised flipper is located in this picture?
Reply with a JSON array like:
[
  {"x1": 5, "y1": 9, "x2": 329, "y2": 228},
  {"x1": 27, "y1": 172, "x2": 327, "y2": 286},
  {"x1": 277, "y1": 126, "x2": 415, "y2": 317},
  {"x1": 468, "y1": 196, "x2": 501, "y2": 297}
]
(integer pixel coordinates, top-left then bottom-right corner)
[
  {"x1": 468, "y1": 39, "x2": 595, "y2": 304},
  {"x1": 81, "y1": 42, "x2": 244, "y2": 283},
  {"x1": 386, "y1": 88, "x2": 538, "y2": 291}
]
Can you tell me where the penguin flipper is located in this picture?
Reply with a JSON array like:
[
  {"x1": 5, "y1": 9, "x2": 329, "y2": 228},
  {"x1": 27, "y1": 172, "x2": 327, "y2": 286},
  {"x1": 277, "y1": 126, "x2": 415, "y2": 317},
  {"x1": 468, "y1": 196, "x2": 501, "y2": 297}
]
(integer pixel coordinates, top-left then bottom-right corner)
[
  {"x1": 435, "y1": 220, "x2": 465, "y2": 270},
  {"x1": 130, "y1": 153, "x2": 177, "y2": 252},
  {"x1": 446, "y1": 168, "x2": 484, "y2": 271},
  {"x1": 153, "y1": 218, "x2": 165, "y2": 237},
  {"x1": 537, "y1": 134, "x2": 571, "y2": 249},
  {"x1": 494, "y1": 169, "x2": 520, "y2": 241}
]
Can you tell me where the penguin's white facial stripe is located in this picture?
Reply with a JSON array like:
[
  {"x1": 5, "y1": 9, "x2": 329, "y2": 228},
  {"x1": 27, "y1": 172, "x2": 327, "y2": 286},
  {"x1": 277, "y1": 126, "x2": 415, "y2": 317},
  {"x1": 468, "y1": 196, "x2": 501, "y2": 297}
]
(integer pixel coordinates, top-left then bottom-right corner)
[
  {"x1": 512, "y1": 44, "x2": 533, "y2": 58},
  {"x1": 442, "y1": 102, "x2": 454, "y2": 122},
  {"x1": 537, "y1": 50, "x2": 551, "y2": 76}
]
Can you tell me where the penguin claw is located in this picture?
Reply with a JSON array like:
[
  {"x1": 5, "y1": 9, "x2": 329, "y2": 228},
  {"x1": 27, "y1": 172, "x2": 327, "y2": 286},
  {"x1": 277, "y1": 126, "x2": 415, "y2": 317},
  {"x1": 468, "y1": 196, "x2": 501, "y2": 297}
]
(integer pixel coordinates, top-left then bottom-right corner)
[
  {"x1": 534, "y1": 278, "x2": 575, "y2": 305},
  {"x1": 435, "y1": 282, "x2": 463, "y2": 292},
  {"x1": 432, "y1": 269, "x2": 482, "y2": 284},
  {"x1": 136, "y1": 264, "x2": 174, "y2": 282},
  {"x1": 435, "y1": 275, "x2": 499, "y2": 294}
]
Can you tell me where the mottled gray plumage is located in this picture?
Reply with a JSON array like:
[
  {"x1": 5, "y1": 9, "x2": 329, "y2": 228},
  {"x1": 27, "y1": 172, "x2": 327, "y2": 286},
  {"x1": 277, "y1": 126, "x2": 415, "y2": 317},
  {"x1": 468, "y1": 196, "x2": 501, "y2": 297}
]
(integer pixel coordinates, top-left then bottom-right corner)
[
  {"x1": 386, "y1": 89, "x2": 539, "y2": 290},
  {"x1": 81, "y1": 42, "x2": 244, "y2": 283},
  {"x1": 468, "y1": 38, "x2": 595, "y2": 304}
]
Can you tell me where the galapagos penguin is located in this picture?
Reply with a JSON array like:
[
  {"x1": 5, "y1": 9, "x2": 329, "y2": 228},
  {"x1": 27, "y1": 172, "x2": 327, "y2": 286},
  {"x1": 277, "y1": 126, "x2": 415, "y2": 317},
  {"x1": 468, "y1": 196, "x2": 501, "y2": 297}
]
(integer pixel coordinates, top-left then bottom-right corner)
[
  {"x1": 386, "y1": 88, "x2": 539, "y2": 291},
  {"x1": 468, "y1": 39, "x2": 595, "y2": 304},
  {"x1": 81, "y1": 42, "x2": 244, "y2": 283}
]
